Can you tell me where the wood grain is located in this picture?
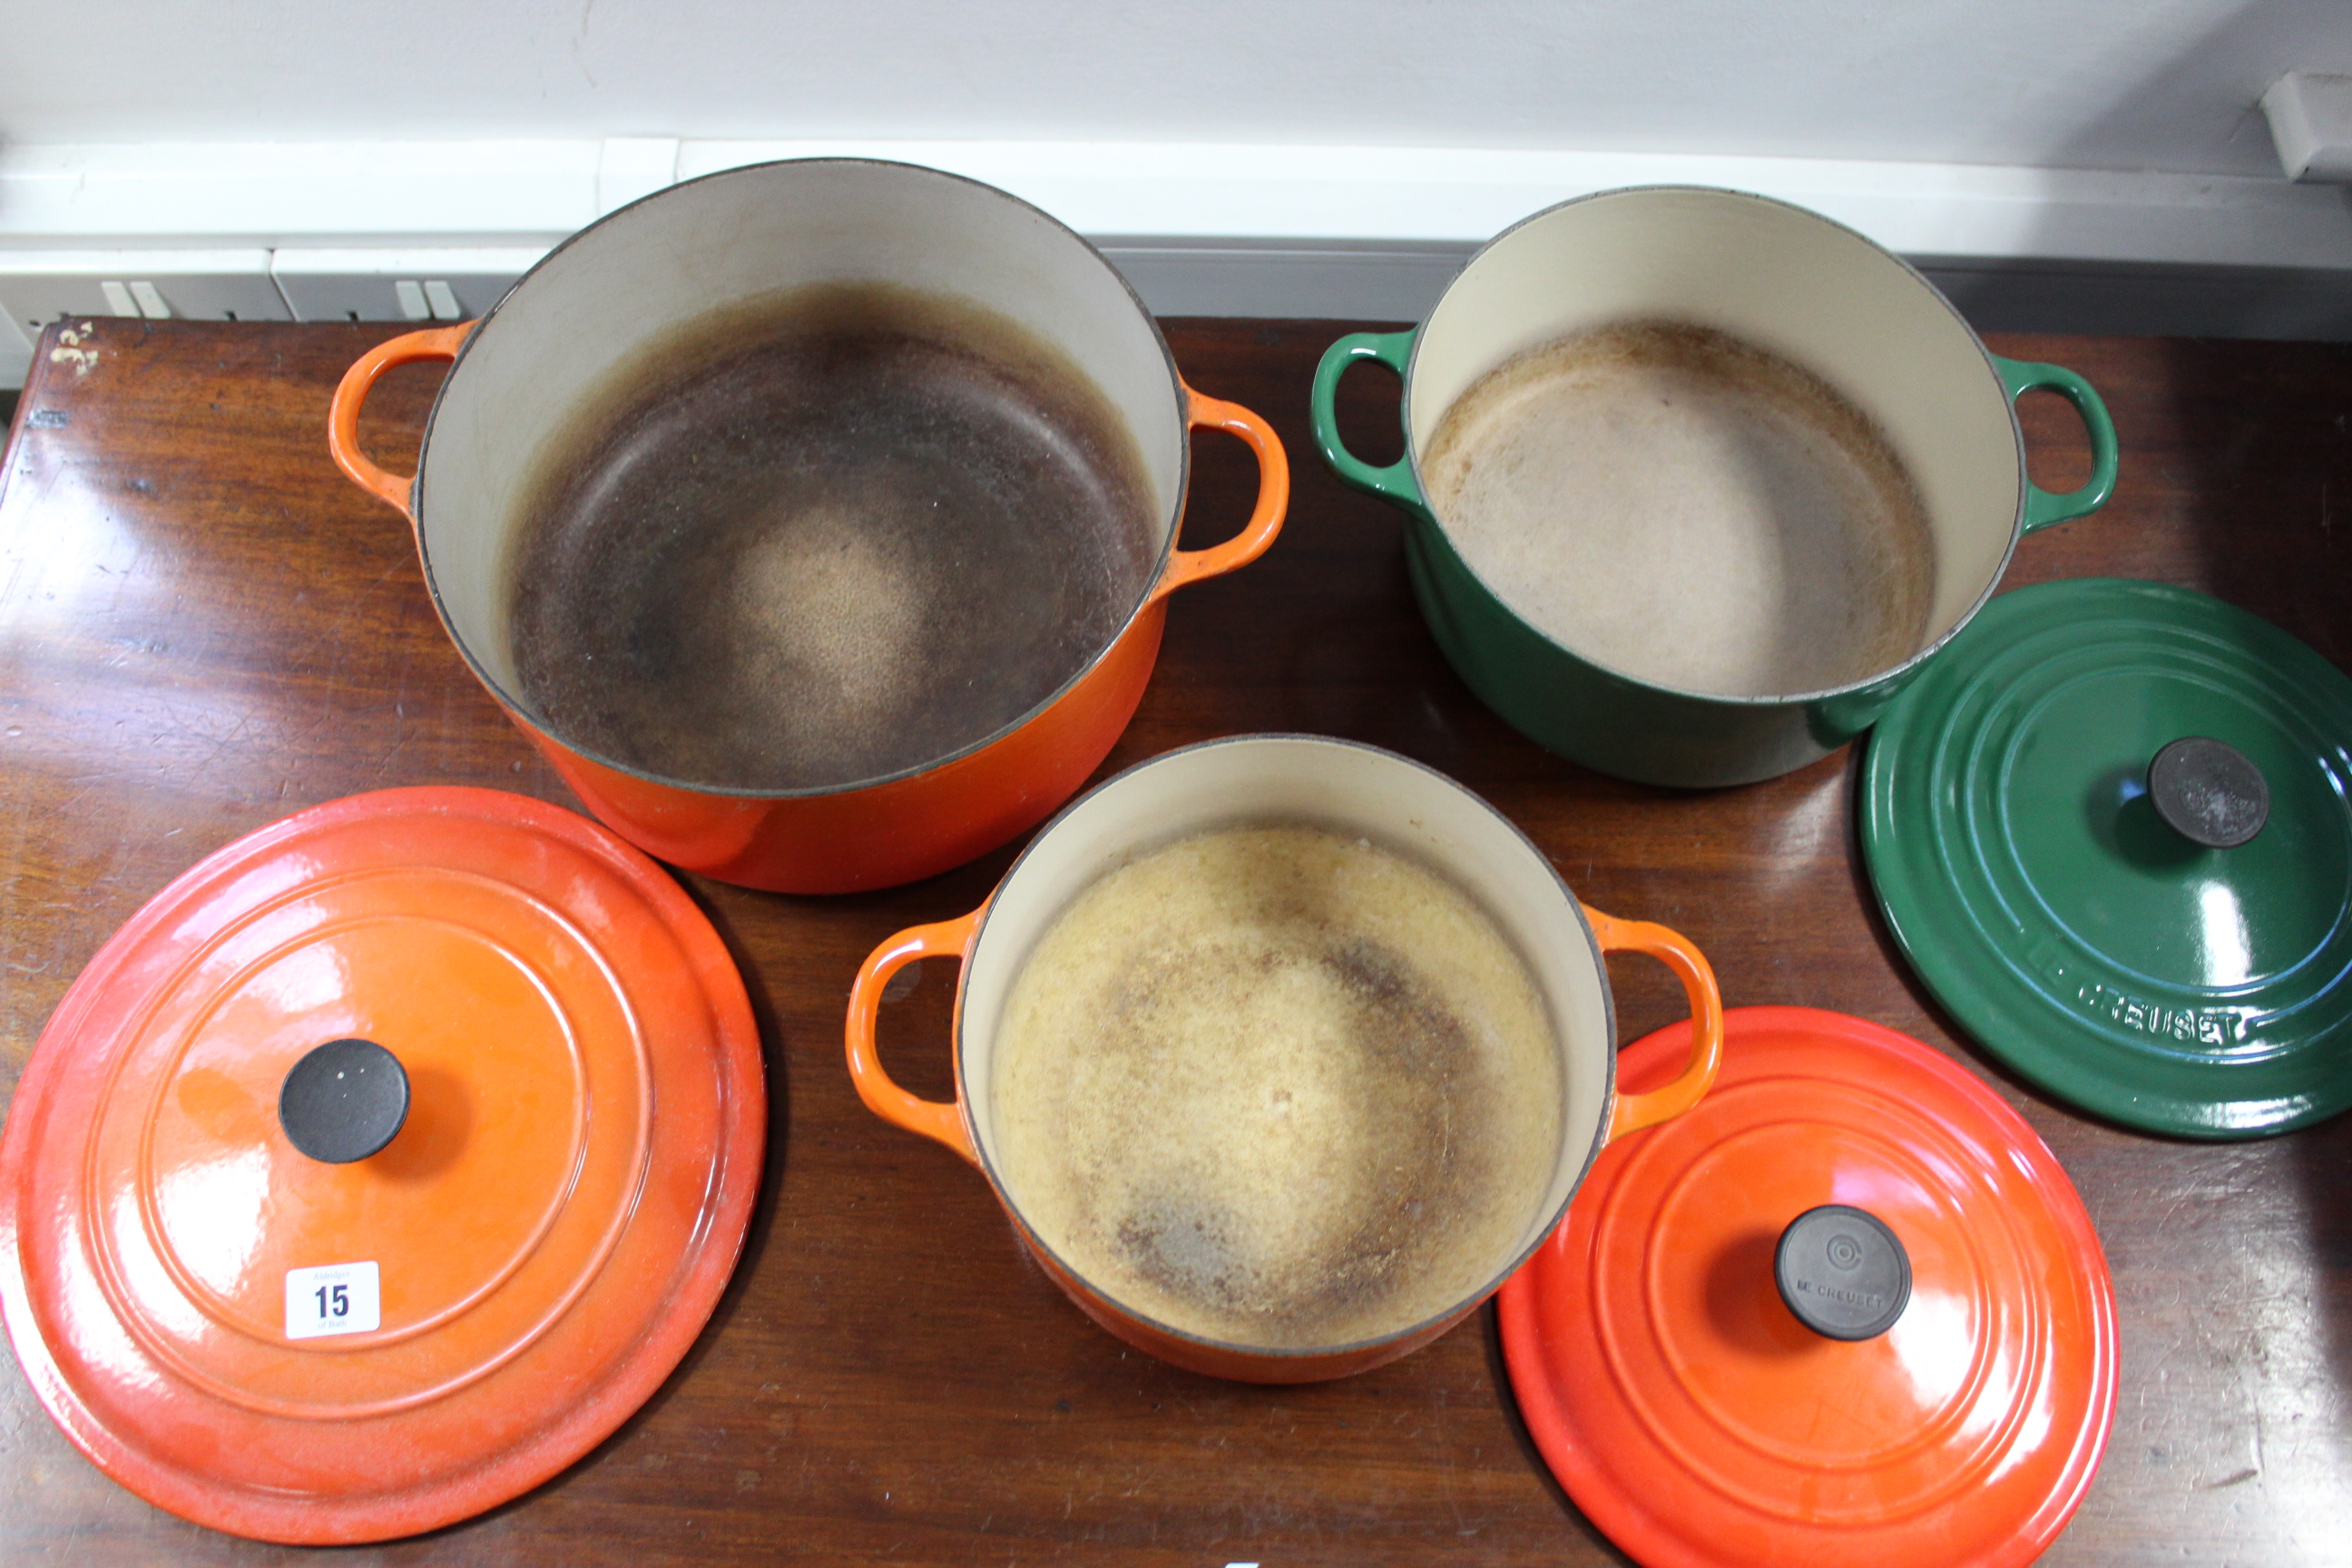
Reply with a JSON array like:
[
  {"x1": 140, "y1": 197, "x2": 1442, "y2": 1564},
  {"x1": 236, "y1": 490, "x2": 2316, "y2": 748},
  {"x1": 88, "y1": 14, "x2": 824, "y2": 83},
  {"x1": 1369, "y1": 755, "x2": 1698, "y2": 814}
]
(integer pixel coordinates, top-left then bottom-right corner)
[{"x1": 0, "y1": 317, "x2": 2347, "y2": 1565}]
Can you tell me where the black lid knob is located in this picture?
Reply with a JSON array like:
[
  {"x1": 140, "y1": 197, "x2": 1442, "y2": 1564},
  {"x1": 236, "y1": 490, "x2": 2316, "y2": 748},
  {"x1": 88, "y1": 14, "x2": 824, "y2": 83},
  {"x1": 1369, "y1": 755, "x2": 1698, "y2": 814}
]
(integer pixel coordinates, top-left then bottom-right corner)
[
  {"x1": 2147, "y1": 736, "x2": 2269, "y2": 849},
  {"x1": 279, "y1": 1038, "x2": 410, "y2": 1163},
  {"x1": 1774, "y1": 1204, "x2": 1911, "y2": 1341}
]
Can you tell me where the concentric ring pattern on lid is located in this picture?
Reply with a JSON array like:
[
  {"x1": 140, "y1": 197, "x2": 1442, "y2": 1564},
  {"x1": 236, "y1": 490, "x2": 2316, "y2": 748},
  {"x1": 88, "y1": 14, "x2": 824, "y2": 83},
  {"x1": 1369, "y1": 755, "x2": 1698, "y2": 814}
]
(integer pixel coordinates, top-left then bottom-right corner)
[
  {"x1": 0, "y1": 788, "x2": 765, "y2": 1544},
  {"x1": 1860, "y1": 577, "x2": 2352, "y2": 1138},
  {"x1": 1498, "y1": 1006, "x2": 2116, "y2": 1568}
]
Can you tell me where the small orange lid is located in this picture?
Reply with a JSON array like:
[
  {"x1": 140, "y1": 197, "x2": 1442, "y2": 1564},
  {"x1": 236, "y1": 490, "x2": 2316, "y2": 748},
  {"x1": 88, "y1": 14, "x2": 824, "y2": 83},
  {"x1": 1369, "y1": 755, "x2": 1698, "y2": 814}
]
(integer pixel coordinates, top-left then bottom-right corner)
[
  {"x1": 1499, "y1": 1007, "x2": 2116, "y2": 1568},
  {"x1": 0, "y1": 788, "x2": 764, "y2": 1544}
]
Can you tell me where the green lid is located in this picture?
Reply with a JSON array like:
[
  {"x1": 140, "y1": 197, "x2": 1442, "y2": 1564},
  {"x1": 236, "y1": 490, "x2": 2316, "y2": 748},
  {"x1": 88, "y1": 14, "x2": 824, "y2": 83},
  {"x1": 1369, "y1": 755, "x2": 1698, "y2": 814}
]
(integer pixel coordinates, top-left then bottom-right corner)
[{"x1": 1860, "y1": 578, "x2": 2352, "y2": 1139}]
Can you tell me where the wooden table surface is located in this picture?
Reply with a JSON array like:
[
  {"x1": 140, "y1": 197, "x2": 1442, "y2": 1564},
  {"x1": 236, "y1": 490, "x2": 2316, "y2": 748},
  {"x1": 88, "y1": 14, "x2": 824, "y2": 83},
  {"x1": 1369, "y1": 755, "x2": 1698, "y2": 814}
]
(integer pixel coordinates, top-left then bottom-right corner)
[{"x1": 0, "y1": 317, "x2": 2347, "y2": 1566}]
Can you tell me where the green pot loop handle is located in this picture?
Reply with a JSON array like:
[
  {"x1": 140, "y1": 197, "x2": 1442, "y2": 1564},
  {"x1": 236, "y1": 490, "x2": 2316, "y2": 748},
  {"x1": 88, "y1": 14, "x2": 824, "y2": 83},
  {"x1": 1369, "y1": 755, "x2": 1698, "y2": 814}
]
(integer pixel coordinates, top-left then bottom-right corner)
[
  {"x1": 1992, "y1": 354, "x2": 2120, "y2": 534},
  {"x1": 1309, "y1": 329, "x2": 1426, "y2": 511}
]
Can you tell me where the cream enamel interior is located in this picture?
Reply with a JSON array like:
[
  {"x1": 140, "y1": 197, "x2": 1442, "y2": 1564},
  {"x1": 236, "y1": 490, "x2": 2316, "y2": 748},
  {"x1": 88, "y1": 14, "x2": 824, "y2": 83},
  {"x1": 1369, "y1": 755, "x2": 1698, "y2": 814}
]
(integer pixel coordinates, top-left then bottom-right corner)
[
  {"x1": 956, "y1": 736, "x2": 1613, "y2": 1341},
  {"x1": 413, "y1": 159, "x2": 1187, "y2": 699},
  {"x1": 1406, "y1": 187, "x2": 2023, "y2": 655}
]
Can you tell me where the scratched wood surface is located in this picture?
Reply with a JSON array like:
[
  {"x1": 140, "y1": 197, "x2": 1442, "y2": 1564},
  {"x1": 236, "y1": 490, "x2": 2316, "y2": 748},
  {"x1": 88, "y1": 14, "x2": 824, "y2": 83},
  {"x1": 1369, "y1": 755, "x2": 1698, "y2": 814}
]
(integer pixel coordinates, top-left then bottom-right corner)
[{"x1": 0, "y1": 318, "x2": 2347, "y2": 1566}]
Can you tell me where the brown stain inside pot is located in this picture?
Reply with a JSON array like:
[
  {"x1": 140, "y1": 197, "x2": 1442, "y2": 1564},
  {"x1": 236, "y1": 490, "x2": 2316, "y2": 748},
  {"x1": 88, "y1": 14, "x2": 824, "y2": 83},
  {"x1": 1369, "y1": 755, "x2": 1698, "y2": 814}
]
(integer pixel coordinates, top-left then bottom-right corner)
[
  {"x1": 991, "y1": 824, "x2": 1563, "y2": 1351},
  {"x1": 506, "y1": 281, "x2": 1160, "y2": 791},
  {"x1": 1105, "y1": 936, "x2": 1483, "y2": 1320},
  {"x1": 1425, "y1": 318, "x2": 1936, "y2": 699}
]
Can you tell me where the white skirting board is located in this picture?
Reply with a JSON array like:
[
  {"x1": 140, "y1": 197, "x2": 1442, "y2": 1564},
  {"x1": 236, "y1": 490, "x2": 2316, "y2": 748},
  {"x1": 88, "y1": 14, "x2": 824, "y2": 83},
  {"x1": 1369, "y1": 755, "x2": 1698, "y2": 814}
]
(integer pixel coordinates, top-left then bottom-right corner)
[
  {"x1": 1099, "y1": 244, "x2": 2352, "y2": 343},
  {"x1": 5, "y1": 138, "x2": 2352, "y2": 387}
]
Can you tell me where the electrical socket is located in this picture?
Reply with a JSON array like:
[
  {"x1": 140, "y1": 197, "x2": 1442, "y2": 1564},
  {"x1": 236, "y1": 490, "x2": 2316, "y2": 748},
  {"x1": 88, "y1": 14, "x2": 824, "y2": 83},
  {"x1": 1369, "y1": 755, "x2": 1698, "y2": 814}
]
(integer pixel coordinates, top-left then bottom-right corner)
[
  {"x1": 0, "y1": 250, "x2": 291, "y2": 336},
  {"x1": 271, "y1": 249, "x2": 544, "y2": 322},
  {"x1": 2264, "y1": 73, "x2": 2352, "y2": 182},
  {"x1": 0, "y1": 245, "x2": 550, "y2": 385}
]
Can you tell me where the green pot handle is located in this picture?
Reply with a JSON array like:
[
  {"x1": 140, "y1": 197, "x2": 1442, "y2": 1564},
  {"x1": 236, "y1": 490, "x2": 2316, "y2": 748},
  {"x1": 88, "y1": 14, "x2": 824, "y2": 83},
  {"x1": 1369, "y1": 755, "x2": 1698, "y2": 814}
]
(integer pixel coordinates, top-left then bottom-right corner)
[
  {"x1": 1309, "y1": 329, "x2": 1426, "y2": 511},
  {"x1": 1993, "y1": 355, "x2": 2120, "y2": 534}
]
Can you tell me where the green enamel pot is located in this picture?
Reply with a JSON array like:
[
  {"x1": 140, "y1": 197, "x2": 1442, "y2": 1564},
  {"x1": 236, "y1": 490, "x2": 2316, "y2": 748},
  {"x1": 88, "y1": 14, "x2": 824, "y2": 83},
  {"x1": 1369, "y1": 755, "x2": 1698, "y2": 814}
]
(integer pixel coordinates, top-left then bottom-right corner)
[{"x1": 1309, "y1": 186, "x2": 2120, "y2": 789}]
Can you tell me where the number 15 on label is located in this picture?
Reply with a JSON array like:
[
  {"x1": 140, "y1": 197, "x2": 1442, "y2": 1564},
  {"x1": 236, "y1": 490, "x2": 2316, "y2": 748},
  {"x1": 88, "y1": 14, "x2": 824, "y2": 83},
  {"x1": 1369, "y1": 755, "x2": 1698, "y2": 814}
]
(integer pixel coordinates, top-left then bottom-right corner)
[{"x1": 285, "y1": 1261, "x2": 382, "y2": 1339}]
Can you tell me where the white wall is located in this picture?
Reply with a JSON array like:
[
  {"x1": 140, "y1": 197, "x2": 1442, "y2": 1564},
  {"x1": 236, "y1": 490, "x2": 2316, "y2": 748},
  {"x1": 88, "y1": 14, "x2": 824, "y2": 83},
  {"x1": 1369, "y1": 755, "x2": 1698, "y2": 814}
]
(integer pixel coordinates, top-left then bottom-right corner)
[
  {"x1": 7, "y1": 0, "x2": 2345, "y2": 172},
  {"x1": 4, "y1": 0, "x2": 2352, "y2": 382}
]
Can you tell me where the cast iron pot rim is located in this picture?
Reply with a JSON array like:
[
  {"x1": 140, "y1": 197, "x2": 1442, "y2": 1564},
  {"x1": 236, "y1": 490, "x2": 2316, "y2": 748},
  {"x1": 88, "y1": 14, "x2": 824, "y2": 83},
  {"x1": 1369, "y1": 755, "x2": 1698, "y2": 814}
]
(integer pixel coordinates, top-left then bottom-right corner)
[
  {"x1": 953, "y1": 731, "x2": 1621, "y2": 1364},
  {"x1": 410, "y1": 155, "x2": 1195, "y2": 800},
  {"x1": 1398, "y1": 181, "x2": 2035, "y2": 711}
]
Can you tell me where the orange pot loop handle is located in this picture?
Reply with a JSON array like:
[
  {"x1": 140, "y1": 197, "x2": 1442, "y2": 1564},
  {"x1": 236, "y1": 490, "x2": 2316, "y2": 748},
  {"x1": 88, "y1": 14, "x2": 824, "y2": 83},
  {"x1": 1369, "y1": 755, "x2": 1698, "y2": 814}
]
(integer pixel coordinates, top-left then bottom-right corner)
[
  {"x1": 1151, "y1": 384, "x2": 1290, "y2": 599},
  {"x1": 844, "y1": 908, "x2": 985, "y2": 1167},
  {"x1": 325, "y1": 323, "x2": 473, "y2": 522},
  {"x1": 1584, "y1": 905, "x2": 1725, "y2": 1142}
]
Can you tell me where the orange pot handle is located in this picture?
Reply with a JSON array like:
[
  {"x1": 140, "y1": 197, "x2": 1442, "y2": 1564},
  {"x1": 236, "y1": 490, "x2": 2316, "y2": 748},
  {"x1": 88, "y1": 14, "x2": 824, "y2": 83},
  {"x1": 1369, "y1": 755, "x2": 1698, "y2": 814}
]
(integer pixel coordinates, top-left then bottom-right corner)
[
  {"x1": 1585, "y1": 905, "x2": 1725, "y2": 1142},
  {"x1": 1150, "y1": 384, "x2": 1290, "y2": 600},
  {"x1": 326, "y1": 322, "x2": 473, "y2": 521},
  {"x1": 844, "y1": 908, "x2": 984, "y2": 1167}
]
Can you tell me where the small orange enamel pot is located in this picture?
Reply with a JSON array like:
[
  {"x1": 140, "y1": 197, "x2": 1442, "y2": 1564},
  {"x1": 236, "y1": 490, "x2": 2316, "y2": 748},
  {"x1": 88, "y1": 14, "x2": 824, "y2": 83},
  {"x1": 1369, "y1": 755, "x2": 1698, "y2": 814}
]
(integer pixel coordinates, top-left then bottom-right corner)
[
  {"x1": 328, "y1": 159, "x2": 1287, "y2": 893},
  {"x1": 844, "y1": 735, "x2": 1724, "y2": 1383}
]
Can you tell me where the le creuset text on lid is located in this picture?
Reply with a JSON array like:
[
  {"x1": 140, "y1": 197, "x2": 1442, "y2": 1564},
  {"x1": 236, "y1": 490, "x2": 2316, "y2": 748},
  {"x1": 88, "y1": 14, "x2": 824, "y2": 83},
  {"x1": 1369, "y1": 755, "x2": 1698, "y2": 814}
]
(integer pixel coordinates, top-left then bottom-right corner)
[{"x1": 1861, "y1": 576, "x2": 2352, "y2": 1138}]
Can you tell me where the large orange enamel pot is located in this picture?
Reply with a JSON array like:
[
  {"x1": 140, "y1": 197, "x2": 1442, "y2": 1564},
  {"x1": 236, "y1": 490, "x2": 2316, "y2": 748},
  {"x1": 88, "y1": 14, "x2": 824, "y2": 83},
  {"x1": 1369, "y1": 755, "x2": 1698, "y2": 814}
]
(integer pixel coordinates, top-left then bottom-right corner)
[
  {"x1": 844, "y1": 736, "x2": 1723, "y2": 1383},
  {"x1": 328, "y1": 159, "x2": 1288, "y2": 893}
]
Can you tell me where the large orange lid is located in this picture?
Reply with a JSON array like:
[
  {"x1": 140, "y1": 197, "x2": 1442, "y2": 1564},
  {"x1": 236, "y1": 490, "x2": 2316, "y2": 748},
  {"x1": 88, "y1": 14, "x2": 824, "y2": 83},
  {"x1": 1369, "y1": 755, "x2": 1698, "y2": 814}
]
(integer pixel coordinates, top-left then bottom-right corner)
[
  {"x1": 1498, "y1": 1006, "x2": 2116, "y2": 1568},
  {"x1": 0, "y1": 788, "x2": 764, "y2": 1544}
]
